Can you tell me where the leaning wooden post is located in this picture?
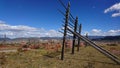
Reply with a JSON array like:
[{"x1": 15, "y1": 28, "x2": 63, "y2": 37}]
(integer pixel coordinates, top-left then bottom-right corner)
[
  {"x1": 71, "y1": 16, "x2": 78, "y2": 54},
  {"x1": 3, "y1": 34, "x2": 6, "y2": 45},
  {"x1": 77, "y1": 24, "x2": 82, "y2": 51},
  {"x1": 61, "y1": 2, "x2": 70, "y2": 60},
  {"x1": 85, "y1": 33, "x2": 88, "y2": 47}
]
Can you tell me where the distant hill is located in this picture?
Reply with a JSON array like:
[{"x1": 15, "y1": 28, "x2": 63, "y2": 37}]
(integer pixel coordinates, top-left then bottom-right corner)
[
  {"x1": 0, "y1": 38, "x2": 11, "y2": 41},
  {"x1": 100, "y1": 35, "x2": 120, "y2": 40},
  {"x1": 88, "y1": 36, "x2": 105, "y2": 40},
  {"x1": 40, "y1": 37, "x2": 62, "y2": 40},
  {"x1": 0, "y1": 35, "x2": 120, "y2": 42},
  {"x1": 91, "y1": 35, "x2": 120, "y2": 41},
  {"x1": 12, "y1": 37, "x2": 40, "y2": 40}
]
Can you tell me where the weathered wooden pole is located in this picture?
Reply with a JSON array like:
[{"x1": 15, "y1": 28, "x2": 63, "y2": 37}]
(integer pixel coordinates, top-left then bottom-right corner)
[
  {"x1": 61, "y1": 2, "x2": 70, "y2": 60},
  {"x1": 86, "y1": 33, "x2": 88, "y2": 38},
  {"x1": 85, "y1": 33, "x2": 88, "y2": 47},
  {"x1": 3, "y1": 34, "x2": 6, "y2": 45},
  {"x1": 77, "y1": 24, "x2": 82, "y2": 51},
  {"x1": 71, "y1": 16, "x2": 78, "y2": 54}
]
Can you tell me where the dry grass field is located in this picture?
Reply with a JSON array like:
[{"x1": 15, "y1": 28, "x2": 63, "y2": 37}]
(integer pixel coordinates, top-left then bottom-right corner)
[{"x1": 0, "y1": 43, "x2": 120, "y2": 68}]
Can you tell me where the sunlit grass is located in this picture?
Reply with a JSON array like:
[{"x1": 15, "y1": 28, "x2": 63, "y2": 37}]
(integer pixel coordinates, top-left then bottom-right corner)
[{"x1": 0, "y1": 44, "x2": 120, "y2": 68}]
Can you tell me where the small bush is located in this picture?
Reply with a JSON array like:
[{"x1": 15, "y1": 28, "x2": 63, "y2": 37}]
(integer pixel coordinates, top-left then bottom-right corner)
[
  {"x1": 107, "y1": 44, "x2": 118, "y2": 46},
  {"x1": 0, "y1": 52, "x2": 7, "y2": 65},
  {"x1": 17, "y1": 48, "x2": 23, "y2": 52},
  {"x1": 31, "y1": 45, "x2": 40, "y2": 49}
]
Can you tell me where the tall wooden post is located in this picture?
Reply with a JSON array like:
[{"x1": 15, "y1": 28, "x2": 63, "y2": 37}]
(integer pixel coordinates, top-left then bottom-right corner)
[
  {"x1": 77, "y1": 24, "x2": 82, "y2": 51},
  {"x1": 3, "y1": 34, "x2": 6, "y2": 45},
  {"x1": 86, "y1": 33, "x2": 88, "y2": 38},
  {"x1": 61, "y1": 2, "x2": 70, "y2": 60},
  {"x1": 85, "y1": 33, "x2": 88, "y2": 47},
  {"x1": 71, "y1": 16, "x2": 78, "y2": 54}
]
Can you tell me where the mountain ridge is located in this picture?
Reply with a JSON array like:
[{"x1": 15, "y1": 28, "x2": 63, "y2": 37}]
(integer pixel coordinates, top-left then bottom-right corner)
[{"x1": 0, "y1": 35, "x2": 120, "y2": 41}]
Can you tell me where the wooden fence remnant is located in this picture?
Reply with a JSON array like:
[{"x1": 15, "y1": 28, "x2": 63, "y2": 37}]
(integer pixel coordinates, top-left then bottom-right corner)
[
  {"x1": 61, "y1": 1, "x2": 70, "y2": 60},
  {"x1": 71, "y1": 16, "x2": 78, "y2": 54},
  {"x1": 77, "y1": 24, "x2": 82, "y2": 51}
]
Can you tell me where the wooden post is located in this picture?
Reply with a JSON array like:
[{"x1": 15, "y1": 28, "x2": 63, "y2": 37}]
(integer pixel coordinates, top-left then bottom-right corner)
[
  {"x1": 3, "y1": 34, "x2": 6, "y2": 45},
  {"x1": 71, "y1": 16, "x2": 78, "y2": 54},
  {"x1": 77, "y1": 24, "x2": 82, "y2": 51},
  {"x1": 85, "y1": 33, "x2": 88, "y2": 47},
  {"x1": 61, "y1": 2, "x2": 70, "y2": 60}
]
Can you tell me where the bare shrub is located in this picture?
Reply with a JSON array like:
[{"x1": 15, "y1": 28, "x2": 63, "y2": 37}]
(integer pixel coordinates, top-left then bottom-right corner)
[
  {"x1": 107, "y1": 44, "x2": 118, "y2": 46},
  {"x1": 0, "y1": 52, "x2": 7, "y2": 65}
]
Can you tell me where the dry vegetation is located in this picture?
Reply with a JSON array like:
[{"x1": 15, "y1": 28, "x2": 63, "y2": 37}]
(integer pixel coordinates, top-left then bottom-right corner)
[{"x1": 0, "y1": 42, "x2": 120, "y2": 68}]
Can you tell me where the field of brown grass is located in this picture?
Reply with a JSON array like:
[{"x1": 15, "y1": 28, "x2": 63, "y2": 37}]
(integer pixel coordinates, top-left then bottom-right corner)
[{"x1": 0, "y1": 43, "x2": 120, "y2": 68}]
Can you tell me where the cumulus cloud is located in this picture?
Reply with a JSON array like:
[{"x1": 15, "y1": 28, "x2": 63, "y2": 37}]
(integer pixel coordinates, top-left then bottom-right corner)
[
  {"x1": 112, "y1": 12, "x2": 120, "y2": 17},
  {"x1": 0, "y1": 22, "x2": 62, "y2": 38},
  {"x1": 89, "y1": 29, "x2": 102, "y2": 36},
  {"x1": 108, "y1": 30, "x2": 120, "y2": 33},
  {"x1": 84, "y1": 29, "x2": 120, "y2": 36},
  {"x1": 104, "y1": 2, "x2": 120, "y2": 17},
  {"x1": 107, "y1": 30, "x2": 120, "y2": 35},
  {"x1": 0, "y1": 24, "x2": 37, "y2": 31},
  {"x1": 92, "y1": 29, "x2": 101, "y2": 33}
]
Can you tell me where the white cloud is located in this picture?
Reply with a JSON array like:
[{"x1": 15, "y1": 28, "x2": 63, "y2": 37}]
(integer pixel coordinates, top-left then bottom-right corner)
[
  {"x1": 89, "y1": 29, "x2": 102, "y2": 36},
  {"x1": 92, "y1": 29, "x2": 101, "y2": 33},
  {"x1": 104, "y1": 2, "x2": 120, "y2": 17},
  {"x1": 0, "y1": 22, "x2": 62, "y2": 38},
  {"x1": 107, "y1": 30, "x2": 120, "y2": 35},
  {"x1": 108, "y1": 30, "x2": 120, "y2": 33},
  {"x1": 84, "y1": 29, "x2": 120, "y2": 36},
  {"x1": 112, "y1": 12, "x2": 120, "y2": 17}
]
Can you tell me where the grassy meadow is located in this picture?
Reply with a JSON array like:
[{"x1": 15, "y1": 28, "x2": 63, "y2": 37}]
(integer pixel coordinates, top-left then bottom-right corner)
[{"x1": 0, "y1": 43, "x2": 120, "y2": 68}]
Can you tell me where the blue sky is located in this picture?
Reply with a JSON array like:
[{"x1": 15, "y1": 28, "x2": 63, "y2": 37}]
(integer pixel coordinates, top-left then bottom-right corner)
[{"x1": 0, "y1": 0, "x2": 120, "y2": 38}]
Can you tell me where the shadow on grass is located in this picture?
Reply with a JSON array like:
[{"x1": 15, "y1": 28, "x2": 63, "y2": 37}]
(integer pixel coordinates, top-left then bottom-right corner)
[
  {"x1": 43, "y1": 55, "x2": 54, "y2": 58},
  {"x1": 43, "y1": 51, "x2": 61, "y2": 58},
  {"x1": 67, "y1": 57, "x2": 119, "y2": 65}
]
